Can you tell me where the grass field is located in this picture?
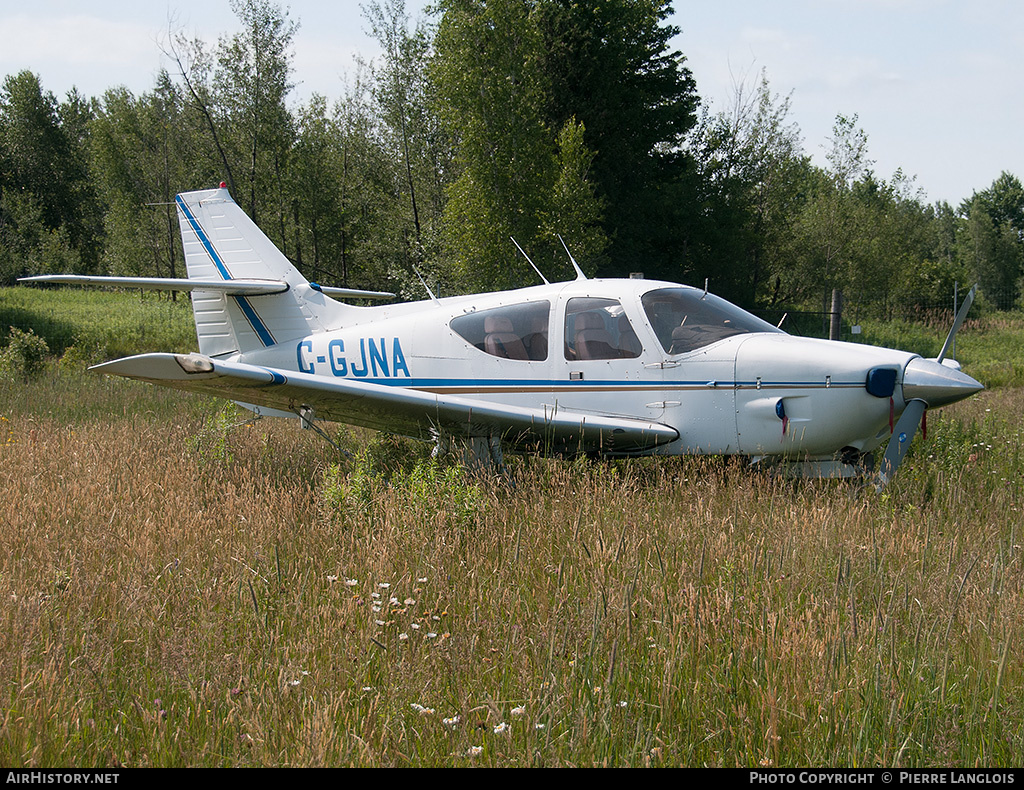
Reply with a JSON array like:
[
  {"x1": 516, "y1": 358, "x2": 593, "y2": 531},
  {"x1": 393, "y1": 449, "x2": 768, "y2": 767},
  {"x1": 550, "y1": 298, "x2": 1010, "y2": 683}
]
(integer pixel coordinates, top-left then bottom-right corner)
[{"x1": 1, "y1": 289, "x2": 1023, "y2": 766}]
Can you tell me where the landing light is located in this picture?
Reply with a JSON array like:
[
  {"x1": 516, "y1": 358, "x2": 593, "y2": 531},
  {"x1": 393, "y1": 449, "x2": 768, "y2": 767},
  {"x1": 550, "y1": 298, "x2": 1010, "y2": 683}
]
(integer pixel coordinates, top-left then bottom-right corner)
[{"x1": 175, "y1": 353, "x2": 215, "y2": 374}]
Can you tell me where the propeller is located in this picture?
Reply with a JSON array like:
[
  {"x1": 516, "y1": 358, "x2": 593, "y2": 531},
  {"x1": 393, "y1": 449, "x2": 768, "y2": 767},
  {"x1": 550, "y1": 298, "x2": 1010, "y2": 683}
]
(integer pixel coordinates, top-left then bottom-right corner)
[
  {"x1": 875, "y1": 398, "x2": 926, "y2": 489},
  {"x1": 874, "y1": 284, "x2": 979, "y2": 490},
  {"x1": 935, "y1": 284, "x2": 976, "y2": 365}
]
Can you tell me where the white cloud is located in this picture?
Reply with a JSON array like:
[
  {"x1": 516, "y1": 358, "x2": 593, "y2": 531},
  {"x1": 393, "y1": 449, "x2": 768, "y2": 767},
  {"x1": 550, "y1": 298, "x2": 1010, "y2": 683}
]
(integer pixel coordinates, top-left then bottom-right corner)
[{"x1": 0, "y1": 13, "x2": 156, "y2": 68}]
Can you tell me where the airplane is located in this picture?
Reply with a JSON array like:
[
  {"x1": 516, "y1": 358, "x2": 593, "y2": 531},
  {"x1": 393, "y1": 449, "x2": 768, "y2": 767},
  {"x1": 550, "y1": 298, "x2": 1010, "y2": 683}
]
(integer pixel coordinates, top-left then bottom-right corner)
[{"x1": 20, "y1": 184, "x2": 984, "y2": 488}]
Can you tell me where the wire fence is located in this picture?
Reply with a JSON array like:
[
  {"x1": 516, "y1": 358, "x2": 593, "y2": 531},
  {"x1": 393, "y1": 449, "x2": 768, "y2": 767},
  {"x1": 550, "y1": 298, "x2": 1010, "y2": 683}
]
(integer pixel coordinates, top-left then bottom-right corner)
[{"x1": 756, "y1": 287, "x2": 1018, "y2": 339}]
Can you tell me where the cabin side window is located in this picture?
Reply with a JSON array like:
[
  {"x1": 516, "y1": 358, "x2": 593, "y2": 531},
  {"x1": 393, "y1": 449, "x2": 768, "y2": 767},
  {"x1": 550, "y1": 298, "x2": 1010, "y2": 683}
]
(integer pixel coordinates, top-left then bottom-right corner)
[
  {"x1": 450, "y1": 301, "x2": 550, "y2": 361},
  {"x1": 563, "y1": 297, "x2": 643, "y2": 360}
]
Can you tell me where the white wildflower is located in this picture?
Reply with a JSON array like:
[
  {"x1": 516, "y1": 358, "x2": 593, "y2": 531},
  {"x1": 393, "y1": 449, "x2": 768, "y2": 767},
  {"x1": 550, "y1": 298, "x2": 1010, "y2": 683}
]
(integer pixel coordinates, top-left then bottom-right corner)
[
  {"x1": 493, "y1": 722, "x2": 509, "y2": 735},
  {"x1": 443, "y1": 715, "x2": 460, "y2": 727},
  {"x1": 511, "y1": 705, "x2": 526, "y2": 718},
  {"x1": 467, "y1": 745, "x2": 483, "y2": 757}
]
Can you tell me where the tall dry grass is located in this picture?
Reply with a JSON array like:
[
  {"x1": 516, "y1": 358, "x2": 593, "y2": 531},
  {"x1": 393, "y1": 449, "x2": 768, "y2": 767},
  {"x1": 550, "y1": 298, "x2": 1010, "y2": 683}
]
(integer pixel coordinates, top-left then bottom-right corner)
[{"x1": 1, "y1": 371, "x2": 1023, "y2": 766}]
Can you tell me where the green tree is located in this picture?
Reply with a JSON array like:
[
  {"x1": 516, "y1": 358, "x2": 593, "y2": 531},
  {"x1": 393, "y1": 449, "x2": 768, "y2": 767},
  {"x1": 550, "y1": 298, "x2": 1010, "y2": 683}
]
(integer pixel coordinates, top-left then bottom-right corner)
[
  {"x1": 775, "y1": 114, "x2": 875, "y2": 311},
  {"x1": 0, "y1": 71, "x2": 101, "y2": 282},
  {"x1": 535, "y1": 0, "x2": 699, "y2": 278},
  {"x1": 959, "y1": 171, "x2": 1024, "y2": 308},
  {"x1": 540, "y1": 119, "x2": 606, "y2": 273},
  {"x1": 215, "y1": 0, "x2": 298, "y2": 236},
  {"x1": 688, "y1": 70, "x2": 807, "y2": 306},
  {"x1": 968, "y1": 171, "x2": 1024, "y2": 235},
  {"x1": 432, "y1": 0, "x2": 603, "y2": 291},
  {"x1": 163, "y1": 0, "x2": 297, "y2": 243},
  {"x1": 90, "y1": 75, "x2": 192, "y2": 283},
  {"x1": 290, "y1": 87, "x2": 396, "y2": 292},
  {"x1": 364, "y1": 0, "x2": 452, "y2": 292},
  {"x1": 960, "y1": 194, "x2": 1024, "y2": 309},
  {"x1": 289, "y1": 94, "x2": 345, "y2": 280},
  {"x1": 291, "y1": 71, "x2": 407, "y2": 294}
]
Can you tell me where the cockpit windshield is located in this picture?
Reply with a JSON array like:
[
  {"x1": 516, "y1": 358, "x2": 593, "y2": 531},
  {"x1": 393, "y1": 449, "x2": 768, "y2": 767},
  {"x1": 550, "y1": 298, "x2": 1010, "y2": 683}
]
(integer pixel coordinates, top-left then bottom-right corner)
[{"x1": 641, "y1": 288, "x2": 782, "y2": 355}]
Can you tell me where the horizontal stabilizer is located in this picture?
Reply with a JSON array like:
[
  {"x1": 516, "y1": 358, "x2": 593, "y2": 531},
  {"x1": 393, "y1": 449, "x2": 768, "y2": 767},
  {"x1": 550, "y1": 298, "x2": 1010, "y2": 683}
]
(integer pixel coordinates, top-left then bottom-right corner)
[
  {"x1": 20, "y1": 274, "x2": 289, "y2": 296},
  {"x1": 92, "y1": 353, "x2": 679, "y2": 455},
  {"x1": 20, "y1": 275, "x2": 395, "y2": 301},
  {"x1": 309, "y1": 282, "x2": 395, "y2": 300}
]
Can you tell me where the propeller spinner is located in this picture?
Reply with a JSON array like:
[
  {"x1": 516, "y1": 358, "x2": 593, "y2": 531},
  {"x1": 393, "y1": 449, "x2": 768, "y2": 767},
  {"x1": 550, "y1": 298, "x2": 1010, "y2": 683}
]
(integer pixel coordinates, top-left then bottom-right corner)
[{"x1": 875, "y1": 286, "x2": 983, "y2": 489}]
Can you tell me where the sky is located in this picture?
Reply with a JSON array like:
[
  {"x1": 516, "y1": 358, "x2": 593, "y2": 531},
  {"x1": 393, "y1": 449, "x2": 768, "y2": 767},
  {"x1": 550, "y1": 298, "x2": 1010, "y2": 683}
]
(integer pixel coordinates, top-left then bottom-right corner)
[{"x1": 1, "y1": 0, "x2": 1022, "y2": 207}]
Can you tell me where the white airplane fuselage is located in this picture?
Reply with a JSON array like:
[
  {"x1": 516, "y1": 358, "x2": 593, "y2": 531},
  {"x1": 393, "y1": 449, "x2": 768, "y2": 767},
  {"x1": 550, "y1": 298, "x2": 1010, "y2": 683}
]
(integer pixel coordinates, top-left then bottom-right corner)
[{"x1": 237, "y1": 276, "x2": 956, "y2": 463}]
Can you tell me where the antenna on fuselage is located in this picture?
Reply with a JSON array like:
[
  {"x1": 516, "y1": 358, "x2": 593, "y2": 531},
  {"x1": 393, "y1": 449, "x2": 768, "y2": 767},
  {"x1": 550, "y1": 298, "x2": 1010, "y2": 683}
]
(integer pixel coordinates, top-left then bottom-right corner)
[
  {"x1": 557, "y1": 234, "x2": 587, "y2": 280},
  {"x1": 413, "y1": 267, "x2": 440, "y2": 304},
  {"x1": 510, "y1": 237, "x2": 550, "y2": 285}
]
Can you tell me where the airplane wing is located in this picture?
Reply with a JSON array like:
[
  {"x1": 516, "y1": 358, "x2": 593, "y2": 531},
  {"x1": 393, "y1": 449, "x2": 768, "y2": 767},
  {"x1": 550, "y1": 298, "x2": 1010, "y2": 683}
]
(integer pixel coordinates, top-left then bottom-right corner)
[{"x1": 92, "y1": 353, "x2": 679, "y2": 455}]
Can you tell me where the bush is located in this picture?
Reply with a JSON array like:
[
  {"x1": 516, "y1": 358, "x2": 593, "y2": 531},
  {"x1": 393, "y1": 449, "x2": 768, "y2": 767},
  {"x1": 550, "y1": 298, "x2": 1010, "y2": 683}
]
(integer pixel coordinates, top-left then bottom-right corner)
[{"x1": 0, "y1": 326, "x2": 50, "y2": 380}]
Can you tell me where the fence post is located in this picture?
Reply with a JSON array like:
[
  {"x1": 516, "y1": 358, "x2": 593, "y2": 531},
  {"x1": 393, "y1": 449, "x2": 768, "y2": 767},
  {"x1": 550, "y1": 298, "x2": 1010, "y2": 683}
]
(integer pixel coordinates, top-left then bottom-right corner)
[
  {"x1": 952, "y1": 281, "x2": 958, "y2": 361},
  {"x1": 829, "y1": 288, "x2": 843, "y2": 341}
]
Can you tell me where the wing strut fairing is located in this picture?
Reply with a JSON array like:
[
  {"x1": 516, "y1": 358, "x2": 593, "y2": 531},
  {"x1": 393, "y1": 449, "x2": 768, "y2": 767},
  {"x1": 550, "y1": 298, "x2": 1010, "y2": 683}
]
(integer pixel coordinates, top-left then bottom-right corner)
[{"x1": 92, "y1": 353, "x2": 680, "y2": 456}]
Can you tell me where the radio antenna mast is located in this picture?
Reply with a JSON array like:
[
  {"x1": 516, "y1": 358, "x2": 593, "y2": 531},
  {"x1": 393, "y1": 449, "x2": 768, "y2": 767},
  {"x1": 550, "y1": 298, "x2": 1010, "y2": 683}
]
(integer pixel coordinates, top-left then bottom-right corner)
[
  {"x1": 557, "y1": 234, "x2": 587, "y2": 280},
  {"x1": 510, "y1": 237, "x2": 549, "y2": 284}
]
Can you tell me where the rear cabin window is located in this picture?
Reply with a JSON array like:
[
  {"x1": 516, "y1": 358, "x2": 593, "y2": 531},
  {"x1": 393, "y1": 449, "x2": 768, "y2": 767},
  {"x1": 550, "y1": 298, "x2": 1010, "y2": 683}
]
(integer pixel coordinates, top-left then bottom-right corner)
[
  {"x1": 563, "y1": 297, "x2": 643, "y2": 360},
  {"x1": 641, "y1": 288, "x2": 782, "y2": 354},
  {"x1": 450, "y1": 301, "x2": 550, "y2": 361}
]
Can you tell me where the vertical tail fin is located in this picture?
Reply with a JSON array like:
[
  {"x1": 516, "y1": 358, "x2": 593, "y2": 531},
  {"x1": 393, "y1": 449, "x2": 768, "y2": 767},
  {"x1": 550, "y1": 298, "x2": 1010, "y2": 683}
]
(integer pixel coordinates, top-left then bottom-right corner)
[
  {"x1": 21, "y1": 184, "x2": 392, "y2": 359},
  {"x1": 177, "y1": 185, "x2": 339, "y2": 357}
]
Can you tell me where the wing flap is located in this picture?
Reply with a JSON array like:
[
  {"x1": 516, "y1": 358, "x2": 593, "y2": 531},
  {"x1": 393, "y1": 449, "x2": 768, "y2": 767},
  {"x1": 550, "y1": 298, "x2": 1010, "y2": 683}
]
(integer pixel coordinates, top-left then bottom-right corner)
[{"x1": 92, "y1": 353, "x2": 679, "y2": 454}]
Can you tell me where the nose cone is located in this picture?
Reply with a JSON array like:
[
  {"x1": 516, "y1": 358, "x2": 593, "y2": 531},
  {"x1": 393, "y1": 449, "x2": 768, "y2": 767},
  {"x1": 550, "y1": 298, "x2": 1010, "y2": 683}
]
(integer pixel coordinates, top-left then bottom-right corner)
[{"x1": 903, "y1": 357, "x2": 984, "y2": 408}]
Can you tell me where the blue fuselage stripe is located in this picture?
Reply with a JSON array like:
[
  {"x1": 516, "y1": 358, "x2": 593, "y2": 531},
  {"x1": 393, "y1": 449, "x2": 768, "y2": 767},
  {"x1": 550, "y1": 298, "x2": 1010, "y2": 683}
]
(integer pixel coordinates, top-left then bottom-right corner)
[{"x1": 330, "y1": 377, "x2": 865, "y2": 391}]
